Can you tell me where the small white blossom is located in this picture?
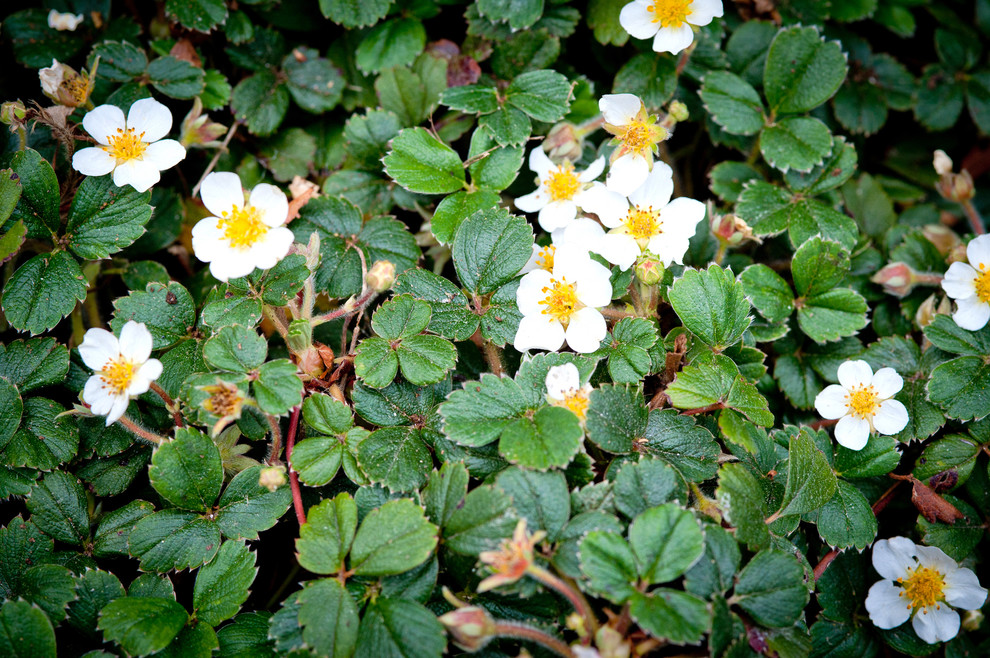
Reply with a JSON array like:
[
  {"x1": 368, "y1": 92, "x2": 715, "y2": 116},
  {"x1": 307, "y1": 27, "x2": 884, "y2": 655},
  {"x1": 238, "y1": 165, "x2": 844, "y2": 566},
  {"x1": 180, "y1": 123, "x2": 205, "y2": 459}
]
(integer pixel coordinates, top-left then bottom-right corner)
[
  {"x1": 80, "y1": 321, "x2": 163, "y2": 426},
  {"x1": 191, "y1": 172, "x2": 294, "y2": 282},
  {"x1": 941, "y1": 234, "x2": 990, "y2": 331},
  {"x1": 515, "y1": 148, "x2": 607, "y2": 232},
  {"x1": 522, "y1": 218, "x2": 607, "y2": 275},
  {"x1": 545, "y1": 363, "x2": 593, "y2": 422},
  {"x1": 581, "y1": 162, "x2": 705, "y2": 271},
  {"x1": 47, "y1": 9, "x2": 84, "y2": 31},
  {"x1": 865, "y1": 537, "x2": 987, "y2": 644},
  {"x1": 599, "y1": 94, "x2": 668, "y2": 195},
  {"x1": 619, "y1": 0, "x2": 723, "y2": 55},
  {"x1": 814, "y1": 360, "x2": 909, "y2": 451},
  {"x1": 515, "y1": 246, "x2": 613, "y2": 354},
  {"x1": 72, "y1": 98, "x2": 186, "y2": 193}
]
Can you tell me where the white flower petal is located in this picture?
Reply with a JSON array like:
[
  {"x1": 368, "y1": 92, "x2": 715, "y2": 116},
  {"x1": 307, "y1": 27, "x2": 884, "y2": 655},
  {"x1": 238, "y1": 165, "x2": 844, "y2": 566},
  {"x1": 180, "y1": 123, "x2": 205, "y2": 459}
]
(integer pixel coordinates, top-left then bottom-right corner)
[
  {"x1": 577, "y1": 184, "x2": 629, "y2": 228},
  {"x1": 647, "y1": 234, "x2": 691, "y2": 266},
  {"x1": 538, "y1": 200, "x2": 577, "y2": 232},
  {"x1": 514, "y1": 314, "x2": 565, "y2": 352},
  {"x1": 105, "y1": 396, "x2": 130, "y2": 426},
  {"x1": 965, "y1": 234, "x2": 990, "y2": 269},
  {"x1": 660, "y1": 196, "x2": 707, "y2": 234},
  {"x1": 132, "y1": 359, "x2": 163, "y2": 392},
  {"x1": 528, "y1": 147, "x2": 555, "y2": 178},
  {"x1": 79, "y1": 328, "x2": 119, "y2": 371},
  {"x1": 619, "y1": 0, "x2": 661, "y2": 40},
  {"x1": 574, "y1": 263, "x2": 615, "y2": 309},
  {"x1": 912, "y1": 604, "x2": 959, "y2": 644},
  {"x1": 815, "y1": 385, "x2": 849, "y2": 419},
  {"x1": 88, "y1": 388, "x2": 116, "y2": 417},
  {"x1": 250, "y1": 183, "x2": 290, "y2": 227},
  {"x1": 872, "y1": 537, "x2": 917, "y2": 581},
  {"x1": 118, "y1": 321, "x2": 153, "y2": 363},
  {"x1": 872, "y1": 399, "x2": 908, "y2": 436},
  {"x1": 521, "y1": 244, "x2": 544, "y2": 274},
  {"x1": 629, "y1": 161, "x2": 674, "y2": 208},
  {"x1": 82, "y1": 105, "x2": 126, "y2": 144},
  {"x1": 546, "y1": 363, "x2": 580, "y2": 400},
  {"x1": 606, "y1": 153, "x2": 651, "y2": 196},
  {"x1": 687, "y1": 0, "x2": 724, "y2": 26},
  {"x1": 834, "y1": 414, "x2": 870, "y2": 450},
  {"x1": 515, "y1": 188, "x2": 548, "y2": 213},
  {"x1": 558, "y1": 217, "x2": 607, "y2": 253},
  {"x1": 837, "y1": 360, "x2": 874, "y2": 389},
  {"x1": 864, "y1": 580, "x2": 912, "y2": 630},
  {"x1": 941, "y1": 262, "x2": 978, "y2": 300},
  {"x1": 871, "y1": 367, "x2": 904, "y2": 399},
  {"x1": 83, "y1": 376, "x2": 106, "y2": 409},
  {"x1": 953, "y1": 296, "x2": 990, "y2": 331},
  {"x1": 200, "y1": 172, "x2": 245, "y2": 218},
  {"x1": 913, "y1": 544, "x2": 958, "y2": 575},
  {"x1": 565, "y1": 308, "x2": 607, "y2": 353},
  {"x1": 517, "y1": 269, "x2": 555, "y2": 316},
  {"x1": 71, "y1": 147, "x2": 116, "y2": 177},
  {"x1": 652, "y1": 24, "x2": 696, "y2": 55},
  {"x1": 112, "y1": 159, "x2": 161, "y2": 193},
  {"x1": 599, "y1": 94, "x2": 642, "y2": 126},
  {"x1": 249, "y1": 227, "x2": 294, "y2": 270},
  {"x1": 599, "y1": 233, "x2": 640, "y2": 270},
  {"x1": 943, "y1": 568, "x2": 988, "y2": 610},
  {"x1": 126, "y1": 98, "x2": 173, "y2": 143},
  {"x1": 210, "y1": 254, "x2": 256, "y2": 282},
  {"x1": 142, "y1": 139, "x2": 186, "y2": 171},
  {"x1": 578, "y1": 156, "x2": 607, "y2": 182}
]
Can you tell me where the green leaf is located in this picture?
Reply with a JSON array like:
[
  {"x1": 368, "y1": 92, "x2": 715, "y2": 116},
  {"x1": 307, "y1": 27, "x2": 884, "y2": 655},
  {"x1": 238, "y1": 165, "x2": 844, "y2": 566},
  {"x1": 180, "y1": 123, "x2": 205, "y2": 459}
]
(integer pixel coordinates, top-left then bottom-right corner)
[
  {"x1": 354, "y1": 598, "x2": 444, "y2": 658},
  {"x1": 370, "y1": 295, "x2": 431, "y2": 340},
  {"x1": 2, "y1": 251, "x2": 86, "y2": 335},
  {"x1": 25, "y1": 471, "x2": 88, "y2": 545},
  {"x1": 708, "y1": 161, "x2": 761, "y2": 202},
  {"x1": 605, "y1": 318, "x2": 657, "y2": 383},
  {"x1": 432, "y1": 191, "x2": 501, "y2": 247},
  {"x1": 928, "y1": 357, "x2": 990, "y2": 421},
  {"x1": 440, "y1": 84, "x2": 500, "y2": 114},
  {"x1": 777, "y1": 429, "x2": 837, "y2": 516},
  {"x1": 296, "y1": 493, "x2": 358, "y2": 575},
  {"x1": 842, "y1": 173, "x2": 896, "y2": 239},
  {"x1": 66, "y1": 570, "x2": 125, "y2": 637},
  {"x1": 216, "y1": 612, "x2": 276, "y2": 657},
  {"x1": 19, "y1": 564, "x2": 75, "y2": 623},
  {"x1": 375, "y1": 57, "x2": 447, "y2": 127},
  {"x1": 303, "y1": 394, "x2": 353, "y2": 435},
  {"x1": 443, "y1": 484, "x2": 517, "y2": 555},
  {"x1": 393, "y1": 268, "x2": 477, "y2": 339},
  {"x1": 499, "y1": 405, "x2": 583, "y2": 470},
  {"x1": 165, "y1": 0, "x2": 227, "y2": 32},
  {"x1": 423, "y1": 462, "x2": 469, "y2": 528},
  {"x1": 924, "y1": 314, "x2": 990, "y2": 356},
  {"x1": 253, "y1": 360, "x2": 303, "y2": 415},
  {"x1": 319, "y1": 0, "x2": 392, "y2": 28},
  {"x1": 588, "y1": 0, "x2": 630, "y2": 46},
  {"x1": 2, "y1": 397, "x2": 79, "y2": 470},
  {"x1": 760, "y1": 116, "x2": 833, "y2": 173},
  {"x1": 834, "y1": 434, "x2": 900, "y2": 478},
  {"x1": 111, "y1": 281, "x2": 195, "y2": 350},
  {"x1": 344, "y1": 110, "x2": 402, "y2": 169},
  {"x1": 0, "y1": 379, "x2": 21, "y2": 450},
  {"x1": 734, "y1": 550, "x2": 810, "y2": 627},
  {"x1": 99, "y1": 597, "x2": 188, "y2": 656},
  {"x1": 764, "y1": 26, "x2": 848, "y2": 113},
  {"x1": 700, "y1": 71, "x2": 765, "y2": 136},
  {"x1": 128, "y1": 509, "x2": 221, "y2": 572},
  {"x1": 0, "y1": 600, "x2": 56, "y2": 658},
  {"x1": 495, "y1": 467, "x2": 569, "y2": 541},
  {"x1": 297, "y1": 578, "x2": 360, "y2": 658},
  {"x1": 629, "y1": 503, "x2": 705, "y2": 584},
  {"x1": 478, "y1": 105, "x2": 532, "y2": 146},
  {"x1": 90, "y1": 41, "x2": 149, "y2": 81},
  {"x1": 357, "y1": 427, "x2": 433, "y2": 492},
  {"x1": 628, "y1": 589, "x2": 710, "y2": 644},
  {"x1": 0, "y1": 220, "x2": 26, "y2": 266},
  {"x1": 641, "y1": 410, "x2": 720, "y2": 483},
  {"x1": 354, "y1": 338, "x2": 398, "y2": 389},
  {"x1": 214, "y1": 465, "x2": 292, "y2": 540},
  {"x1": 797, "y1": 289, "x2": 869, "y2": 344},
  {"x1": 468, "y1": 130, "x2": 524, "y2": 192},
  {"x1": 204, "y1": 325, "x2": 267, "y2": 372},
  {"x1": 669, "y1": 265, "x2": 751, "y2": 350},
  {"x1": 613, "y1": 53, "x2": 677, "y2": 108},
  {"x1": 92, "y1": 500, "x2": 155, "y2": 558},
  {"x1": 833, "y1": 81, "x2": 888, "y2": 135},
  {"x1": 586, "y1": 384, "x2": 646, "y2": 453},
  {"x1": 505, "y1": 70, "x2": 571, "y2": 122},
  {"x1": 193, "y1": 540, "x2": 257, "y2": 627},
  {"x1": 148, "y1": 56, "x2": 206, "y2": 99},
  {"x1": 816, "y1": 480, "x2": 877, "y2": 549},
  {"x1": 383, "y1": 128, "x2": 464, "y2": 194},
  {"x1": 715, "y1": 463, "x2": 770, "y2": 550},
  {"x1": 356, "y1": 18, "x2": 426, "y2": 74},
  {"x1": 684, "y1": 525, "x2": 741, "y2": 598},
  {"x1": 792, "y1": 237, "x2": 849, "y2": 298},
  {"x1": 149, "y1": 427, "x2": 223, "y2": 513},
  {"x1": 231, "y1": 71, "x2": 289, "y2": 137},
  {"x1": 160, "y1": 623, "x2": 218, "y2": 658},
  {"x1": 613, "y1": 459, "x2": 682, "y2": 520},
  {"x1": 578, "y1": 531, "x2": 638, "y2": 603},
  {"x1": 783, "y1": 135, "x2": 858, "y2": 194},
  {"x1": 349, "y1": 499, "x2": 438, "y2": 576},
  {"x1": 0, "y1": 338, "x2": 69, "y2": 393},
  {"x1": 452, "y1": 206, "x2": 533, "y2": 295},
  {"x1": 8, "y1": 149, "x2": 58, "y2": 239},
  {"x1": 918, "y1": 495, "x2": 983, "y2": 561},
  {"x1": 283, "y1": 48, "x2": 345, "y2": 113},
  {"x1": 740, "y1": 264, "x2": 794, "y2": 323},
  {"x1": 667, "y1": 353, "x2": 773, "y2": 426}
]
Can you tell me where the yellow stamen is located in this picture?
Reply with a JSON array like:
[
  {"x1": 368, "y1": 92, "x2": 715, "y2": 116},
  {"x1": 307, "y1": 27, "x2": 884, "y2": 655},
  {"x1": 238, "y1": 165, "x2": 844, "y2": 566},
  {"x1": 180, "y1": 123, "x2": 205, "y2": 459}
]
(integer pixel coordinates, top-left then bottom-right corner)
[
  {"x1": 623, "y1": 205, "x2": 662, "y2": 242},
  {"x1": 975, "y1": 263, "x2": 990, "y2": 303},
  {"x1": 557, "y1": 388, "x2": 590, "y2": 420},
  {"x1": 898, "y1": 566, "x2": 946, "y2": 611},
  {"x1": 845, "y1": 385, "x2": 878, "y2": 419},
  {"x1": 539, "y1": 277, "x2": 582, "y2": 326},
  {"x1": 218, "y1": 205, "x2": 269, "y2": 250},
  {"x1": 619, "y1": 119, "x2": 663, "y2": 154},
  {"x1": 647, "y1": 0, "x2": 692, "y2": 28},
  {"x1": 100, "y1": 357, "x2": 135, "y2": 395},
  {"x1": 535, "y1": 245, "x2": 556, "y2": 272},
  {"x1": 545, "y1": 163, "x2": 581, "y2": 202},
  {"x1": 103, "y1": 127, "x2": 148, "y2": 163}
]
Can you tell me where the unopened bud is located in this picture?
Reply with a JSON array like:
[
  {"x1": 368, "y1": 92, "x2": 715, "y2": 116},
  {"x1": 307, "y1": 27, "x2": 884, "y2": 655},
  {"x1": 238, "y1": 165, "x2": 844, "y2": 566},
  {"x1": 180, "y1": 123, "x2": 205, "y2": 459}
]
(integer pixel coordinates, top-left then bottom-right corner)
[
  {"x1": 936, "y1": 169, "x2": 975, "y2": 204},
  {"x1": 366, "y1": 260, "x2": 396, "y2": 292},
  {"x1": 180, "y1": 97, "x2": 227, "y2": 149},
  {"x1": 711, "y1": 212, "x2": 754, "y2": 246},
  {"x1": 667, "y1": 100, "x2": 689, "y2": 123},
  {"x1": 1, "y1": 101, "x2": 27, "y2": 127},
  {"x1": 543, "y1": 122, "x2": 584, "y2": 162},
  {"x1": 438, "y1": 606, "x2": 496, "y2": 652},
  {"x1": 933, "y1": 150, "x2": 953, "y2": 176},
  {"x1": 286, "y1": 319, "x2": 313, "y2": 354},
  {"x1": 921, "y1": 224, "x2": 961, "y2": 256},
  {"x1": 947, "y1": 243, "x2": 969, "y2": 264},
  {"x1": 47, "y1": 9, "x2": 84, "y2": 31},
  {"x1": 258, "y1": 465, "x2": 287, "y2": 492},
  {"x1": 915, "y1": 294, "x2": 938, "y2": 328},
  {"x1": 962, "y1": 608, "x2": 984, "y2": 632},
  {"x1": 870, "y1": 262, "x2": 918, "y2": 298},
  {"x1": 634, "y1": 254, "x2": 664, "y2": 286}
]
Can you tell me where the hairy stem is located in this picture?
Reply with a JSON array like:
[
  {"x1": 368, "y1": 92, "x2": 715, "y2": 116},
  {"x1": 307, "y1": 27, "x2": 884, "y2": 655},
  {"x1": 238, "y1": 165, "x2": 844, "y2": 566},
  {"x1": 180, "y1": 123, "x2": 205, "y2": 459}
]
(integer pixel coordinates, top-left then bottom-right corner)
[
  {"x1": 192, "y1": 120, "x2": 242, "y2": 197},
  {"x1": 150, "y1": 382, "x2": 184, "y2": 428},
  {"x1": 118, "y1": 415, "x2": 166, "y2": 445},
  {"x1": 529, "y1": 566, "x2": 599, "y2": 637},
  {"x1": 961, "y1": 199, "x2": 986, "y2": 235},
  {"x1": 492, "y1": 621, "x2": 575, "y2": 658},
  {"x1": 266, "y1": 413, "x2": 283, "y2": 466}
]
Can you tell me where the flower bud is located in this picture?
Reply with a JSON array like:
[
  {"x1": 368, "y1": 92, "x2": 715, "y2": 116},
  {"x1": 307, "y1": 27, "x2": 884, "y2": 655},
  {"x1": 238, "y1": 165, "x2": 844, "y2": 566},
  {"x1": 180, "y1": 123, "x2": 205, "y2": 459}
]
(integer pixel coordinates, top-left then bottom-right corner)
[
  {"x1": 667, "y1": 100, "x2": 689, "y2": 123},
  {"x1": 962, "y1": 608, "x2": 984, "y2": 632},
  {"x1": 870, "y1": 262, "x2": 919, "y2": 298},
  {"x1": 933, "y1": 150, "x2": 953, "y2": 176},
  {"x1": 711, "y1": 212, "x2": 755, "y2": 246},
  {"x1": 1, "y1": 101, "x2": 27, "y2": 128},
  {"x1": 543, "y1": 122, "x2": 584, "y2": 162},
  {"x1": 286, "y1": 319, "x2": 313, "y2": 354},
  {"x1": 634, "y1": 254, "x2": 664, "y2": 286},
  {"x1": 921, "y1": 224, "x2": 961, "y2": 256},
  {"x1": 258, "y1": 465, "x2": 287, "y2": 492},
  {"x1": 47, "y1": 10, "x2": 84, "y2": 31},
  {"x1": 438, "y1": 606, "x2": 496, "y2": 652},
  {"x1": 180, "y1": 97, "x2": 227, "y2": 149},
  {"x1": 915, "y1": 294, "x2": 938, "y2": 328},
  {"x1": 366, "y1": 260, "x2": 396, "y2": 293},
  {"x1": 947, "y1": 243, "x2": 969, "y2": 264}
]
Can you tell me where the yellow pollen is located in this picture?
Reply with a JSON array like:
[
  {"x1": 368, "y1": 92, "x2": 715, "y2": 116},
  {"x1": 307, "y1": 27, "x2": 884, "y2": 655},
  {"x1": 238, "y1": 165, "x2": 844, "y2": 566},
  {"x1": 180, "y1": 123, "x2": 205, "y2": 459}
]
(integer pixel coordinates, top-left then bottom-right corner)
[
  {"x1": 535, "y1": 245, "x2": 556, "y2": 272},
  {"x1": 103, "y1": 127, "x2": 148, "y2": 163},
  {"x1": 540, "y1": 278, "x2": 582, "y2": 325},
  {"x1": 845, "y1": 385, "x2": 878, "y2": 419},
  {"x1": 624, "y1": 206, "x2": 662, "y2": 241},
  {"x1": 218, "y1": 205, "x2": 269, "y2": 250},
  {"x1": 559, "y1": 389, "x2": 590, "y2": 420},
  {"x1": 975, "y1": 264, "x2": 990, "y2": 303},
  {"x1": 898, "y1": 566, "x2": 946, "y2": 611},
  {"x1": 647, "y1": 0, "x2": 692, "y2": 27},
  {"x1": 65, "y1": 76, "x2": 89, "y2": 104},
  {"x1": 100, "y1": 357, "x2": 135, "y2": 395},
  {"x1": 545, "y1": 163, "x2": 581, "y2": 202}
]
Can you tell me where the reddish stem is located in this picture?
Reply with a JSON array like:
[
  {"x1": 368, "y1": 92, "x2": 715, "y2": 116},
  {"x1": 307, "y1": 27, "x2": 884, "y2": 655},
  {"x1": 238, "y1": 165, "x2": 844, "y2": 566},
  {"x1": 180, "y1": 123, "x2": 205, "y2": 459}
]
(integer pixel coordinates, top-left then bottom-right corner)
[
  {"x1": 680, "y1": 402, "x2": 725, "y2": 416},
  {"x1": 808, "y1": 418, "x2": 838, "y2": 430},
  {"x1": 150, "y1": 382, "x2": 184, "y2": 428},
  {"x1": 285, "y1": 405, "x2": 306, "y2": 526}
]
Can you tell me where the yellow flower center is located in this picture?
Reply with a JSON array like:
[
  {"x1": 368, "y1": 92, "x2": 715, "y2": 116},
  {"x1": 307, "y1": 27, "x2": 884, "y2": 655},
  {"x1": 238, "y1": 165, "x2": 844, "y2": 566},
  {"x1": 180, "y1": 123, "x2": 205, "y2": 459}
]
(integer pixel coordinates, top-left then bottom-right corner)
[
  {"x1": 64, "y1": 76, "x2": 89, "y2": 106},
  {"x1": 619, "y1": 119, "x2": 663, "y2": 154},
  {"x1": 975, "y1": 263, "x2": 990, "y2": 303},
  {"x1": 546, "y1": 163, "x2": 581, "y2": 202},
  {"x1": 648, "y1": 0, "x2": 692, "y2": 27},
  {"x1": 623, "y1": 205, "x2": 662, "y2": 243},
  {"x1": 898, "y1": 566, "x2": 946, "y2": 611},
  {"x1": 100, "y1": 357, "x2": 135, "y2": 395},
  {"x1": 540, "y1": 277, "x2": 582, "y2": 325},
  {"x1": 556, "y1": 388, "x2": 591, "y2": 420},
  {"x1": 535, "y1": 245, "x2": 556, "y2": 272},
  {"x1": 103, "y1": 127, "x2": 148, "y2": 163},
  {"x1": 202, "y1": 383, "x2": 243, "y2": 418},
  {"x1": 218, "y1": 205, "x2": 269, "y2": 250},
  {"x1": 846, "y1": 385, "x2": 878, "y2": 419}
]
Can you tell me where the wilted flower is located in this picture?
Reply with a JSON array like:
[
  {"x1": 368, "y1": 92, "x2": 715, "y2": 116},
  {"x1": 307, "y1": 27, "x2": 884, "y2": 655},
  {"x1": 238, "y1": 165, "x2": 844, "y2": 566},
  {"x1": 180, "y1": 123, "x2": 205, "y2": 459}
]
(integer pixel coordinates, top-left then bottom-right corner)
[
  {"x1": 515, "y1": 148, "x2": 608, "y2": 232},
  {"x1": 921, "y1": 225, "x2": 961, "y2": 256},
  {"x1": 619, "y1": 0, "x2": 724, "y2": 54},
  {"x1": 478, "y1": 519, "x2": 546, "y2": 592},
  {"x1": 198, "y1": 378, "x2": 246, "y2": 436},
  {"x1": 48, "y1": 9, "x2": 84, "y2": 31},
  {"x1": 865, "y1": 537, "x2": 987, "y2": 644},
  {"x1": 72, "y1": 97, "x2": 186, "y2": 192},
  {"x1": 191, "y1": 172, "x2": 294, "y2": 282},
  {"x1": 543, "y1": 121, "x2": 585, "y2": 162},
  {"x1": 39, "y1": 59, "x2": 95, "y2": 108},
  {"x1": 814, "y1": 360, "x2": 909, "y2": 451},
  {"x1": 179, "y1": 97, "x2": 227, "y2": 149},
  {"x1": 259, "y1": 466, "x2": 288, "y2": 492},
  {"x1": 599, "y1": 94, "x2": 667, "y2": 195},
  {"x1": 941, "y1": 234, "x2": 990, "y2": 330},
  {"x1": 80, "y1": 322, "x2": 162, "y2": 426}
]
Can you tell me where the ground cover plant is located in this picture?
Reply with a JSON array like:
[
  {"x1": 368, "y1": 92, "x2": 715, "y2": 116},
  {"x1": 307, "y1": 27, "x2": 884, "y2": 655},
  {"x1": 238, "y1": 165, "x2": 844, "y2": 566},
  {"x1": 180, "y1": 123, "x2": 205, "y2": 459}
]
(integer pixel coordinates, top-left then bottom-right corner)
[{"x1": 2, "y1": 0, "x2": 990, "y2": 656}]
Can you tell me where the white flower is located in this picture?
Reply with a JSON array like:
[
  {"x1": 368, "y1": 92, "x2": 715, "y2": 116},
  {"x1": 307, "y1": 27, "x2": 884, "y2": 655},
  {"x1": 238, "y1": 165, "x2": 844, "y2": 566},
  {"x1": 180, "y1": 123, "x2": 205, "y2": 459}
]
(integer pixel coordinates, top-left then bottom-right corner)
[
  {"x1": 581, "y1": 162, "x2": 705, "y2": 271},
  {"x1": 599, "y1": 94, "x2": 668, "y2": 195},
  {"x1": 48, "y1": 9, "x2": 84, "y2": 31},
  {"x1": 80, "y1": 321, "x2": 163, "y2": 426},
  {"x1": 522, "y1": 218, "x2": 607, "y2": 275},
  {"x1": 865, "y1": 537, "x2": 987, "y2": 644},
  {"x1": 545, "y1": 363, "x2": 593, "y2": 422},
  {"x1": 72, "y1": 98, "x2": 186, "y2": 193},
  {"x1": 515, "y1": 149, "x2": 607, "y2": 232},
  {"x1": 191, "y1": 172, "x2": 294, "y2": 282},
  {"x1": 515, "y1": 246, "x2": 613, "y2": 354},
  {"x1": 814, "y1": 360, "x2": 909, "y2": 451},
  {"x1": 39, "y1": 59, "x2": 68, "y2": 98},
  {"x1": 941, "y1": 234, "x2": 990, "y2": 331},
  {"x1": 619, "y1": 0, "x2": 724, "y2": 55}
]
